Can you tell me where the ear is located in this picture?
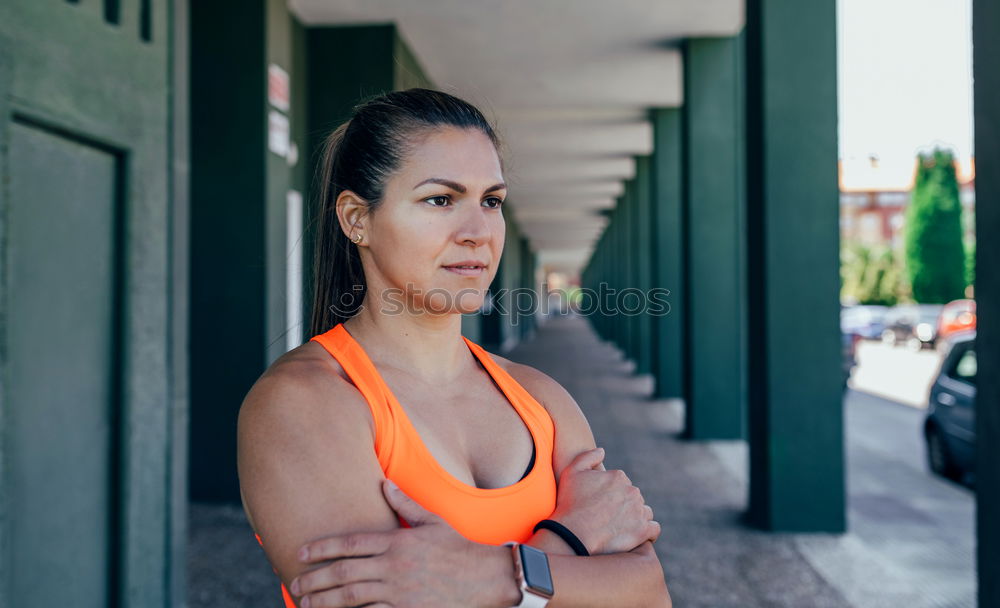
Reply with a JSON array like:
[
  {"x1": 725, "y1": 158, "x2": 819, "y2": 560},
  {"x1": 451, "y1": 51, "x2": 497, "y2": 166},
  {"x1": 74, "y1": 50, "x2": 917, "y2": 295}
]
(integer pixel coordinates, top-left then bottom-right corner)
[{"x1": 336, "y1": 189, "x2": 371, "y2": 244}]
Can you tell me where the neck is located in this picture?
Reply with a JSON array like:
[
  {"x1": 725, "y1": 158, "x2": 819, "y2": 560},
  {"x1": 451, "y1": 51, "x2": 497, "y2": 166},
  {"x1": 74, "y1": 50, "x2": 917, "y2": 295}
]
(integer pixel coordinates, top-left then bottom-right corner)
[{"x1": 342, "y1": 297, "x2": 476, "y2": 386}]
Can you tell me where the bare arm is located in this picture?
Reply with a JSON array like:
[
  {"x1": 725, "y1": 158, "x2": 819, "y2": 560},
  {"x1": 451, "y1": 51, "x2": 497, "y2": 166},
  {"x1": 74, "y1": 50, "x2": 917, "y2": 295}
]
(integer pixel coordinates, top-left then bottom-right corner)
[{"x1": 237, "y1": 359, "x2": 402, "y2": 608}]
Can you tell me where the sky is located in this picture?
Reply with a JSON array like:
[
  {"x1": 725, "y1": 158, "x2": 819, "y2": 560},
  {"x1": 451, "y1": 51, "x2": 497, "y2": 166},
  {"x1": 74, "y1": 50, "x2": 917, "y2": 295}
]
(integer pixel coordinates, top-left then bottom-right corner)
[{"x1": 837, "y1": 0, "x2": 975, "y2": 189}]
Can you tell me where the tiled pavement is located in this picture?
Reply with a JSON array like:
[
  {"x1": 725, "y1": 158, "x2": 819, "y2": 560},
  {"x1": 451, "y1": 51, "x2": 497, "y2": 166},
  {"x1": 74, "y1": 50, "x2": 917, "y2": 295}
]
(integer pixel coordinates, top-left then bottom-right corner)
[{"x1": 188, "y1": 313, "x2": 976, "y2": 607}]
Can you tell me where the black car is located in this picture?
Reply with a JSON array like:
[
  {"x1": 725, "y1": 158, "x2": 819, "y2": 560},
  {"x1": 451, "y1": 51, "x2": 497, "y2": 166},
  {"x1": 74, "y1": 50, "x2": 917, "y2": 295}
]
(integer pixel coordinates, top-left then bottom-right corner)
[
  {"x1": 881, "y1": 304, "x2": 944, "y2": 351},
  {"x1": 923, "y1": 330, "x2": 976, "y2": 482}
]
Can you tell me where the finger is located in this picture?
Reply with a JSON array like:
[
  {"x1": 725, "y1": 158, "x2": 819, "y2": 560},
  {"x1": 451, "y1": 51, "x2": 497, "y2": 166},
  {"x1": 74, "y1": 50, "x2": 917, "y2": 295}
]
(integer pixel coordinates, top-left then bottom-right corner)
[
  {"x1": 300, "y1": 532, "x2": 392, "y2": 563},
  {"x1": 293, "y1": 555, "x2": 387, "y2": 597},
  {"x1": 648, "y1": 520, "x2": 662, "y2": 543},
  {"x1": 568, "y1": 447, "x2": 606, "y2": 472},
  {"x1": 303, "y1": 580, "x2": 390, "y2": 608},
  {"x1": 382, "y1": 478, "x2": 442, "y2": 526}
]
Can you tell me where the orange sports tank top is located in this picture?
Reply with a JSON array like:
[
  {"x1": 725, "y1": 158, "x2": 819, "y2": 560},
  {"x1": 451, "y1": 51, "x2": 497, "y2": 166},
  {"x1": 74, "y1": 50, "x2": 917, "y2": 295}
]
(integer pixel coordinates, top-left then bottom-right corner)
[{"x1": 254, "y1": 322, "x2": 558, "y2": 608}]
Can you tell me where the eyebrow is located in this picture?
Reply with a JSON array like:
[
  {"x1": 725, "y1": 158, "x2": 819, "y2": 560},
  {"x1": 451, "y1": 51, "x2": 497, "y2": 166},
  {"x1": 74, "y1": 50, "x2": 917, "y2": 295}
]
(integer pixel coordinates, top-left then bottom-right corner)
[{"x1": 413, "y1": 177, "x2": 507, "y2": 194}]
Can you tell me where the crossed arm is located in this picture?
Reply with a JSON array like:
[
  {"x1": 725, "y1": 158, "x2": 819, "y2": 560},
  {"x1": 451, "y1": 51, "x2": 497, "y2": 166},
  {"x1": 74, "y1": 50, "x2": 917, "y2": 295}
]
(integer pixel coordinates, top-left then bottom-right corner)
[{"x1": 237, "y1": 358, "x2": 671, "y2": 608}]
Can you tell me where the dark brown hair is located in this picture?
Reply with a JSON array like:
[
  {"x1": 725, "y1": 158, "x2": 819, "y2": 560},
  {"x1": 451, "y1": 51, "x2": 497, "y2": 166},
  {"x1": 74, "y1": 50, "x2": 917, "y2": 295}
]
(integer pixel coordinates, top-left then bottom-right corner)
[{"x1": 308, "y1": 88, "x2": 505, "y2": 337}]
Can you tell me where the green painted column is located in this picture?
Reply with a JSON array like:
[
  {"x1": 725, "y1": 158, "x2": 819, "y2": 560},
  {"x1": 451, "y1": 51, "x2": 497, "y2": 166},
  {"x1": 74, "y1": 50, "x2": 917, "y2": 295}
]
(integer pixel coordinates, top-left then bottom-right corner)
[
  {"x1": 600, "y1": 204, "x2": 612, "y2": 342},
  {"x1": 588, "y1": 224, "x2": 610, "y2": 340},
  {"x1": 973, "y1": 0, "x2": 999, "y2": 603},
  {"x1": 650, "y1": 109, "x2": 685, "y2": 399},
  {"x1": 480, "y1": 243, "x2": 504, "y2": 351},
  {"x1": 601, "y1": 204, "x2": 616, "y2": 343},
  {"x1": 614, "y1": 195, "x2": 627, "y2": 351},
  {"x1": 265, "y1": 0, "x2": 294, "y2": 364},
  {"x1": 744, "y1": 0, "x2": 845, "y2": 532},
  {"x1": 594, "y1": 215, "x2": 618, "y2": 342},
  {"x1": 682, "y1": 36, "x2": 747, "y2": 440},
  {"x1": 496, "y1": 210, "x2": 526, "y2": 350},
  {"x1": 190, "y1": 0, "x2": 271, "y2": 503},
  {"x1": 634, "y1": 156, "x2": 654, "y2": 375},
  {"x1": 519, "y1": 235, "x2": 534, "y2": 339},
  {"x1": 623, "y1": 180, "x2": 637, "y2": 361}
]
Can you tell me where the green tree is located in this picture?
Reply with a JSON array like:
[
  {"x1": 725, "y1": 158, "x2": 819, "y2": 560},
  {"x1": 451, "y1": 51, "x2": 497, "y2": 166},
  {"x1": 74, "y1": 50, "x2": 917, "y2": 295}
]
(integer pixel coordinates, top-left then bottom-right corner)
[
  {"x1": 840, "y1": 242, "x2": 902, "y2": 306},
  {"x1": 903, "y1": 147, "x2": 967, "y2": 303}
]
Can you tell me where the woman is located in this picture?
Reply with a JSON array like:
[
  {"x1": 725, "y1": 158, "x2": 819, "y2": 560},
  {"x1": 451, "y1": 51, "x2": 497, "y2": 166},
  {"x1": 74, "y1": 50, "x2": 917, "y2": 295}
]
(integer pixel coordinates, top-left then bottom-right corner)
[{"x1": 237, "y1": 88, "x2": 671, "y2": 608}]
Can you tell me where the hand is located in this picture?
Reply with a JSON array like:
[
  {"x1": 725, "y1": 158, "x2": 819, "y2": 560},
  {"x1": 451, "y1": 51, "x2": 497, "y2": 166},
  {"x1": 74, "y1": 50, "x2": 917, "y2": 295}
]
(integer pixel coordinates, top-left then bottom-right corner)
[
  {"x1": 549, "y1": 448, "x2": 661, "y2": 555},
  {"x1": 289, "y1": 479, "x2": 512, "y2": 608}
]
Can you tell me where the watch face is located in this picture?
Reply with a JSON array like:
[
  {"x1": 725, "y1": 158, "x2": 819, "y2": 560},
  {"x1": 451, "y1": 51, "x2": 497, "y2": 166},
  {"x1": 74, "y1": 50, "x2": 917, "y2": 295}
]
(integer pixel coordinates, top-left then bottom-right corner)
[{"x1": 518, "y1": 544, "x2": 554, "y2": 596}]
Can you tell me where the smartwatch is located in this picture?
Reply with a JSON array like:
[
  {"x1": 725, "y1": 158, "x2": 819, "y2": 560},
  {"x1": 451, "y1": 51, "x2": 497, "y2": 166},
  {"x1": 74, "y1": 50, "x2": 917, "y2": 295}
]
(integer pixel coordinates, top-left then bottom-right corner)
[{"x1": 503, "y1": 541, "x2": 554, "y2": 607}]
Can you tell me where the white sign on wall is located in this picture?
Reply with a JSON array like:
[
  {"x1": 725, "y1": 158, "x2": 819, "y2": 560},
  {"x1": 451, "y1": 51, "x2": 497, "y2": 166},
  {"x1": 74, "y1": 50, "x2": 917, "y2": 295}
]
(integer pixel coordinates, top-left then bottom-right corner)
[{"x1": 268, "y1": 109, "x2": 289, "y2": 158}]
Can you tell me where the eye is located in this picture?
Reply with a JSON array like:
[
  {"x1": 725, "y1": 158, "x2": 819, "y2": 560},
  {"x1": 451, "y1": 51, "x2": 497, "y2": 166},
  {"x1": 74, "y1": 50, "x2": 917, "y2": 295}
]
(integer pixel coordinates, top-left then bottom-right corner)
[
  {"x1": 424, "y1": 195, "x2": 451, "y2": 207},
  {"x1": 484, "y1": 197, "x2": 505, "y2": 209}
]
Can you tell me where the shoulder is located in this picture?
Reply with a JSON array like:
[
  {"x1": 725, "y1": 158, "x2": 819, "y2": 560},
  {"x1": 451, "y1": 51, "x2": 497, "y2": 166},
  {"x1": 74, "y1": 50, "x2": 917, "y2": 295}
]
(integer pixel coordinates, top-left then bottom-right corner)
[
  {"x1": 487, "y1": 352, "x2": 602, "y2": 478},
  {"x1": 238, "y1": 341, "x2": 374, "y2": 445}
]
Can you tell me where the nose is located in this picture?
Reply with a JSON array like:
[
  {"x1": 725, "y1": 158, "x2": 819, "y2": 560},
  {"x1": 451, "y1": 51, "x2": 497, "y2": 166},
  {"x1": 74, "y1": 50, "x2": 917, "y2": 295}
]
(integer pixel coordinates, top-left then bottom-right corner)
[{"x1": 456, "y1": 202, "x2": 492, "y2": 247}]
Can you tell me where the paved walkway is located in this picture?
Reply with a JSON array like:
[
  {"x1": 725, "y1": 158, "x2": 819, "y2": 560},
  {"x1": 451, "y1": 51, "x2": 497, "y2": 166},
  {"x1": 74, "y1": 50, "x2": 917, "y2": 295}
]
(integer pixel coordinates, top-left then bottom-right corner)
[
  {"x1": 188, "y1": 313, "x2": 976, "y2": 607},
  {"x1": 507, "y1": 315, "x2": 849, "y2": 608}
]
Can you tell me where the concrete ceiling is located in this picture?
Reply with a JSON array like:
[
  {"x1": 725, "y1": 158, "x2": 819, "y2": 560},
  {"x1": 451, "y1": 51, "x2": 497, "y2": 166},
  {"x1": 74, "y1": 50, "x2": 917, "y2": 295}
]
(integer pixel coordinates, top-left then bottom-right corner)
[{"x1": 290, "y1": 0, "x2": 744, "y2": 277}]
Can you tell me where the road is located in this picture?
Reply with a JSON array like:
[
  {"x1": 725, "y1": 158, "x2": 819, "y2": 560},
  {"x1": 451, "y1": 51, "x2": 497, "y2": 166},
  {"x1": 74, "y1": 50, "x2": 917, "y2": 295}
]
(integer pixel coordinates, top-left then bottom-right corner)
[{"x1": 848, "y1": 339, "x2": 945, "y2": 408}]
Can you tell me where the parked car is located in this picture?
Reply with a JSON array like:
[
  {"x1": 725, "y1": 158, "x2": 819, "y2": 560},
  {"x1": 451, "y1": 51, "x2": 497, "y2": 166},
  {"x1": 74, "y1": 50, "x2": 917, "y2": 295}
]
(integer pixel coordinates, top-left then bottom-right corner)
[
  {"x1": 923, "y1": 330, "x2": 976, "y2": 482},
  {"x1": 842, "y1": 330, "x2": 860, "y2": 390},
  {"x1": 881, "y1": 304, "x2": 944, "y2": 351},
  {"x1": 937, "y1": 298, "x2": 976, "y2": 342},
  {"x1": 840, "y1": 304, "x2": 889, "y2": 340}
]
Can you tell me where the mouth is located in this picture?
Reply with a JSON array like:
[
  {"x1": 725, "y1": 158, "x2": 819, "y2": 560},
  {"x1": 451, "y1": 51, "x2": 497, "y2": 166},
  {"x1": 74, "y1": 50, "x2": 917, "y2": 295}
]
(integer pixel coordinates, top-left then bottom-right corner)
[{"x1": 442, "y1": 263, "x2": 487, "y2": 276}]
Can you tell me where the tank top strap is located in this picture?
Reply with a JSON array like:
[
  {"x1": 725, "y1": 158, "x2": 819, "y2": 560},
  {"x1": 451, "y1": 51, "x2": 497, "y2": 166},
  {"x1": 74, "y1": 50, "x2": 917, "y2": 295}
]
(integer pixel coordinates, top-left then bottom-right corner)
[
  {"x1": 461, "y1": 337, "x2": 556, "y2": 450},
  {"x1": 308, "y1": 323, "x2": 395, "y2": 469}
]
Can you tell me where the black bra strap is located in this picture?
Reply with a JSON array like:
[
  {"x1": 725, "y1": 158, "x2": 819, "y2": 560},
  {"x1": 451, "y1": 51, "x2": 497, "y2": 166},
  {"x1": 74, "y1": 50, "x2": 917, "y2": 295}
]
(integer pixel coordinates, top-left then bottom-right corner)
[{"x1": 519, "y1": 442, "x2": 536, "y2": 480}]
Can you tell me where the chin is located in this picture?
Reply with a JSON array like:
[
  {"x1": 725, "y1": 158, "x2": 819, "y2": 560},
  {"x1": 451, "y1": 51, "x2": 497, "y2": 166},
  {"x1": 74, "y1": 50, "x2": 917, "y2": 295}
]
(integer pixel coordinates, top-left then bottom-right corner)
[
  {"x1": 416, "y1": 285, "x2": 486, "y2": 316},
  {"x1": 453, "y1": 292, "x2": 487, "y2": 315}
]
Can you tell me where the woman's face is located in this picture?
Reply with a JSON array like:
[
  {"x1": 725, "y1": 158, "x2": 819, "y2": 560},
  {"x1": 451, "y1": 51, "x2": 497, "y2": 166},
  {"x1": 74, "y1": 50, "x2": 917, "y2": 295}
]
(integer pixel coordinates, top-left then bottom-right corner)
[{"x1": 359, "y1": 126, "x2": 506, "y2": 316}]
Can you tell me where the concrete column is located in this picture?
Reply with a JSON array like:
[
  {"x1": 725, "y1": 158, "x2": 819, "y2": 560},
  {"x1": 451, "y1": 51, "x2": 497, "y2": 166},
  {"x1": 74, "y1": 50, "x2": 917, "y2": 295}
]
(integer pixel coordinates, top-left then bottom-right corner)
[
  {"x1": 650, "y1": 109, "x2": 685, "y2": 399},
  {"x1": 973, "y1": 0, "x2": 999, "y2": 603},
  {"x1": 682, "y1": 36, "x2": 747, "y2": 439},
  {"x1": 744, "y1": 0, "x2": 845, "y2": 531}
]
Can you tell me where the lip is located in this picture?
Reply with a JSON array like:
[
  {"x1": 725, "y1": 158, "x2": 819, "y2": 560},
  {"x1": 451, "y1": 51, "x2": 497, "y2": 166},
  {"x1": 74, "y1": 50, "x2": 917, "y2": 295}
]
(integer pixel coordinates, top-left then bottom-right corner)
[{"x1": 442, "y1": 260, "x2": 487, "y2": 277}]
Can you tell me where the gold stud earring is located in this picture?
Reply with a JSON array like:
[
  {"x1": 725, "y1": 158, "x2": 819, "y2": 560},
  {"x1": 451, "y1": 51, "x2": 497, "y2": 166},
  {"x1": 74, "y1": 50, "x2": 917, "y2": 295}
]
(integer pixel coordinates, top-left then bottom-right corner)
[{"x1": 351, "y1": 232, "x2": 363, "y2": 244}]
